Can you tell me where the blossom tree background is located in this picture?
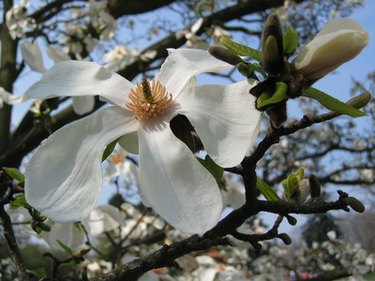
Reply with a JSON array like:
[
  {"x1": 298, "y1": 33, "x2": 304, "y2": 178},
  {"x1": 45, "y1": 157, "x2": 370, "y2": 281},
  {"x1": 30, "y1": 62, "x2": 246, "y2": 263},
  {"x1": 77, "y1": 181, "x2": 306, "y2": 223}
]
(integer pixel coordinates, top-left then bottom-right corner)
[{"x1": 0, "y1": 0, "x2": 374, "y2": 280}]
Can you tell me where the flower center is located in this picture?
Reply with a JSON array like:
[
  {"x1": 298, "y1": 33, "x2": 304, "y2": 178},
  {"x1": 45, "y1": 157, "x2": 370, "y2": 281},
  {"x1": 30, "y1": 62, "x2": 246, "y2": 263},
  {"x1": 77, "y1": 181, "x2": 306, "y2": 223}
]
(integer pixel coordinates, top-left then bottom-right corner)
[{"x1": 126, "y1": 77, "x2": 172, "y2": 121}]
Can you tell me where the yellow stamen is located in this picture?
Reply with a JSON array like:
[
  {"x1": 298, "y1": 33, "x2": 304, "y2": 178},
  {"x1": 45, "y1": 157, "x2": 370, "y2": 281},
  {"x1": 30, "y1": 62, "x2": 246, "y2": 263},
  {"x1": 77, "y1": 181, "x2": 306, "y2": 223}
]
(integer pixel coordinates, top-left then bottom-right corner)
[{"x1": 126, "y1": 79, "x2": 172, "y2": 121}]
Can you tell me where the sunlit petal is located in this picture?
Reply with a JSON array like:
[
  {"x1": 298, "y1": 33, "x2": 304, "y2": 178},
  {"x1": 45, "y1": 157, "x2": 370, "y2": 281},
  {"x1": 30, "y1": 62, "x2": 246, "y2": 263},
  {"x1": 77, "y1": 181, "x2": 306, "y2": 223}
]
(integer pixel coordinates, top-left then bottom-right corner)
[
  {"x1": 178, "y1": 80, "x2": 261, "y2": 167},
  {"x1": 25, "y1": 61, "x2": 133, "y2": 107},
  {"x1": 40, "y1": 221, "x2": 85, "y2": 250},
  {"x1": 138, "y1": 122, "x2": 222, "y2": 234},
  {"x1": 155, "y1": 49, "x2": 231, "y2": 98},
  {"x1": 82, "y1": 205, "x2": 124, "y2": 236},
  {"x1": 25, "y1": 106, "x2": 139, "y2": 222},
  {"x1": 20, "y1": 40, "x2": 47, "y2": 74}
]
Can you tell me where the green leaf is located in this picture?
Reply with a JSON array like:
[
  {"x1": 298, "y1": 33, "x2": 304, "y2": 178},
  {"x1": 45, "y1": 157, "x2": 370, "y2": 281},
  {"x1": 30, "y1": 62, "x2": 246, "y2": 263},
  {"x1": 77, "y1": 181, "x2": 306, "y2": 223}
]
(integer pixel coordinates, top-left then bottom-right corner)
[
  {"x1": 102, "y1": 138, "x2": 119, "y2": 161},
  {"x1": 295, "y1": 167, "x2": 304, "y2": 181},
  {"x1": 3, "y1": 167, "x2": 25, "y2": 183},
  {"x1": 30, "y1": 267, "x2": 47, "y2": 278},
  {"x1": 283, "y1": 26, "x2": 298, "y2": 56},
  {"x1": 282, "y1": 167, "x2": 304, "y2": 201},
  {"x1": 256, "y1": 82, "x2": 287, "y2": 109},
  {"x1": 198, "y1": 155, "x2": 224, "y2": 182},
  {"x1": 220, "y1": 37, "x2": 262, "y2": 62},
  {"x1": 56, "y1": 240, "x2": 74, "y2": 256},
  {"x1": 10, "y1": 194, "x2": 29, "y2": 209},
  {"x1": 256, "y1": 177, "x2": 280, "y2": 201},
  {"x1": 237, "y1": 62, "x2": 267, "y2": 78},
  {"x1": 302, "y1": 87, "x2": 367, "y2": 117}
]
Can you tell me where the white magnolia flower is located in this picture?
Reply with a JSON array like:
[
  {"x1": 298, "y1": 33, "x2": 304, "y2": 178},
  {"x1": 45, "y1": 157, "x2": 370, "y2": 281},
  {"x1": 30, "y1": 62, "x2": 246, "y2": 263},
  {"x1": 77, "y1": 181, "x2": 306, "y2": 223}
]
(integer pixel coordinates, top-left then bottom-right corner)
[
  {"x1": 104, "y1": 147, "x2": 139, "y2": 189},
  {"x1": 0, "y1": 87, "x2": 28, "y2": 107},
  {"x1": 0, "y1": 87, "x2": 11, "y2": 108},
  {"x1": 5, "y1": 0, "x2": 36, "y2": 39},
  {"x1": 221, "y1": 174, "x2": 246, "y2": 209},
  {"x1": 176, "y1": 18, "x2": 208, "y2": 49},
  {"x1": 60, "y1": 23, "x2": 85, "y2": 56},
  {"x1": 40, "y1": 220, "x2": 85, "y2": 251},
  {"x1": 82, "y1": 205, "x2": 124, "y2": 236},
  {"x1": 212, "y1": 25, "x2": 231, "y2": 41},
  {"x1": 87, "y1": 0, "x2": 116, "y2": 40},
  {"x1": 25, "y1": 49, "x2": 261, "y2": 234},
  {"x1": 20, "y1": 40, "x2": 95, "y2": 115},
  {"x1": 292, "y1": 18, "x2": 368, "y2": 80},
  {"x1": 103, "y1": 45, "x2": 140, "y2": 72}
]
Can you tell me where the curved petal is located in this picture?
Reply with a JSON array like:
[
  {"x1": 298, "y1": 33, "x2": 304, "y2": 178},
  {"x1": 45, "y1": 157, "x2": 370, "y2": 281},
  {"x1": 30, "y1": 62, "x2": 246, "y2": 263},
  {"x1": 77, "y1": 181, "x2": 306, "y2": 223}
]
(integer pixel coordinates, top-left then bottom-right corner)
[
  {"x1": 292, "y1": 18, "x2": 368, "y2": 80},
  {"x1": 72, "y1": 96, "x2": 95, "y2": 115},
  {"x1": 155, "y1": 49, "x2": 232, "y2": 98},
  {"x1": 178, "y1": 80, "x2": 261, "y2": 167},
  {"x1": 138, "y1": 122, "x2": 223, "y2": 234},
  {"x1": 40, "y1": 221, "x2": 85, "y2": 250},
  {"x1": 25, "y1": 106, "x2": 139, "y2": 223},
  {"x1": 25, "y1": 61, "x2": 133, "y2": 107},
  {"x1": 118, "y1": 131, "x2": 139, "y2": 154},
  {"x1": 46, "y1": 45, "x2": 70, "y2": 63},
  {"x1": 82, "y1": 205, "x2": 124, "y2": 236},
  {"x1": 20, "y1": 40, "x2": 47, "y2": 74},
  {"x1": 315, "y1": 18, "x2": 366, "y2": 38}
]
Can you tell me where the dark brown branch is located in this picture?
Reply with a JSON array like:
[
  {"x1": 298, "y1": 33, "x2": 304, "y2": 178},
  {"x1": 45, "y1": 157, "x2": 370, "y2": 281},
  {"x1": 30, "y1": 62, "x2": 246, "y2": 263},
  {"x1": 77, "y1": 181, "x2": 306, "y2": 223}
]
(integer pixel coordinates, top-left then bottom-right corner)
[
  {"x1": 0, "y1": 205, "x2": 28, "y2": 280},
  {"x1": 307, "y1": 269, "x2": 351, "y2": 281},
  {"x1": 91, "y1": 235, "x2": 230, "y2": 281}
]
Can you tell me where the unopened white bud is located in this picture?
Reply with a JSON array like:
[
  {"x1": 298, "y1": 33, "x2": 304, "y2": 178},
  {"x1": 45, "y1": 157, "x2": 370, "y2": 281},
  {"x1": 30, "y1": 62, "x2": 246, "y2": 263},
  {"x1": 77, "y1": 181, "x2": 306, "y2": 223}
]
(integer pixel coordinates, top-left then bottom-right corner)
[{"x1": 292, "y1": 18, "x2": 368, "y2": 80}]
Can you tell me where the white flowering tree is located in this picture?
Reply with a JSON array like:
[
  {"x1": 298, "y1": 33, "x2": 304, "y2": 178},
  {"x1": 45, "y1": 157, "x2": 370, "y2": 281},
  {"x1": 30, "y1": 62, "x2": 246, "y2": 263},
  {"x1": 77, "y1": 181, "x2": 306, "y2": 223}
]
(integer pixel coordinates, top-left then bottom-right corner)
[{"x1": 0, "y1": 0, "x2": 374, "y2": 280}]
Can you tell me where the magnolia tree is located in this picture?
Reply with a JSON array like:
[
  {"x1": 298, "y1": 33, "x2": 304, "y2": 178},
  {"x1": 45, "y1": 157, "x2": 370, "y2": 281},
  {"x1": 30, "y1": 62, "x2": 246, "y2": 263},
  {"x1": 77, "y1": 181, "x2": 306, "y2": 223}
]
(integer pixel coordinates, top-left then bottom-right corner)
[{"x1": 0, "y1": 0, "x2": 374, "y2": 280}]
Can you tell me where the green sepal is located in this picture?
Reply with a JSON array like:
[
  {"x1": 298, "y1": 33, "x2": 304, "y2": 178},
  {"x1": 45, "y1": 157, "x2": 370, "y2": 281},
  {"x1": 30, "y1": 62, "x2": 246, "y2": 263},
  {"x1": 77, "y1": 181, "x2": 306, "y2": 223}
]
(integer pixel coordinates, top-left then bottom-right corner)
[
  {"x1": 102, "y1": 138, "x2": 119, "y2": 162},
  {"x1": 10, "y1": 194, "x2": 29, "y2": 209},
  {"x1": 220, "y1": 37, "x2": 262, "y2": 62},
  {"x1": 283, "y1": 26, "x2": 298, "y2": 56},
  {"x1": 30, "y1": 267, "x2": 47, "y2": 278},
  {"x1": 3, "y1": 167, "x2": 25, "y2": 183},
  {"x1": 256, "y1": 82, "x2": 287, "y2": 110},
  {"x1": 237, "y1": 62, "x2": 266, "y2": 78},
  {"x1": 198, "y1": 155, "x2": 224, "y2": 183},
  {"x1": 256, "y1": 177, "x2": 280, "y2": 201},
  {"x1": 282, "y1": 167, "x2": 304, "y2": 201},
  {"x1": 57, "y1": 240, "x2": 74, "y2": 256},
  {"x1": 302, "y1": 87, "x2": 367, "y2": 117}
]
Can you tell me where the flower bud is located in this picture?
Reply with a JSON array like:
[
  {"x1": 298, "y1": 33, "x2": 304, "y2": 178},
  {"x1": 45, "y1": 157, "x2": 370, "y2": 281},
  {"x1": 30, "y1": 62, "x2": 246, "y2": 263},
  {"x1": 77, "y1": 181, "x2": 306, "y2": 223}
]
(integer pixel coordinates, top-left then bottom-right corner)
[
  {"x1": 286, "y1": 215, "x2": 297, "y2": 225},
  {"x1": 261, "y1": 13, "x2": 284, "y2": 75},
  {"x1": 346, "y1": 91, "x2": 372, "y2": 109},
  {"x1": 292, "y1": 18, "x2": 368, "y2": 80},
  {"x1": 208, "y1": 46, "x2": 243, "y2": 65},
  {"x1": 278, "y1": 233, "x2": 292, "y2": 245},
  {"x1": 308, "y1": 174, "x2": 321, "y2": 198},
  {"x1": 343, "y1": 196, "x2": 365, "y2": 213}
]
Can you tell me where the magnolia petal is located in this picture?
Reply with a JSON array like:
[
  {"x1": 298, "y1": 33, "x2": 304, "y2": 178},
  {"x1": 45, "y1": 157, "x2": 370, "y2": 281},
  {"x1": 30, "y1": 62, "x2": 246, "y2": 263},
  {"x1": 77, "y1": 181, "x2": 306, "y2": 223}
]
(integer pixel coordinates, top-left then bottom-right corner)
[
  {"x1": 25, "y1": 61, "x2": 133, "y2": 107},
  {"x1": 72, "y1": 96, "x2": 95, "y2": 115},
  {"x1": 25, "y1": 106, "x2": 139, "y2": 222},
  {"x1": 155, "y1": 49, "x2": 231, "y2": 98},
  {"x1": 82, "y1": 205, "x2": 124, "y2": 236},
  {"x1": 292, "y1": 18, "x2": 368, "y2": 79},
  {"x1": 46, "y1": 45, "x2": 70, "y2": 63},
  {"x1": 40, "y1": 221, "x2": 85, "y2": 251},
  {"x1": 20, "y1": 40, "x2": 47, "y2": 74},
  {"x1": 0, "y1": 88, "x2": 29, "y2": 106},
  {"x1": 118, "y1": 131, "x2": 139, "y2": 154},
  {"x1": 315, "y1": 18, "x2": 366, "y2": 38},
  {"x1": 178, "y1": 80, "x2": 261, "y2": 167},
  {"x1": 138, "y1": 122, "x2": 223, "y2": 234}
]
